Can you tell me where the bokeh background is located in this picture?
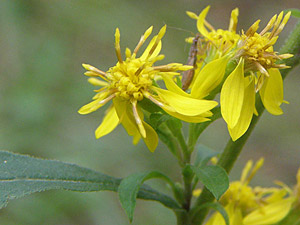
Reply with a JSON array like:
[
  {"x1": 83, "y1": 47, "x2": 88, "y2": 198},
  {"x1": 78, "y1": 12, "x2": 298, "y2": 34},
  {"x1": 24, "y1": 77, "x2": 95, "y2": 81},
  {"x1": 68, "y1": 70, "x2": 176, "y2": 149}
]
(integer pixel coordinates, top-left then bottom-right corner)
[{"x1": 0, "y1": 0, "x2": 299, "y2": 224}]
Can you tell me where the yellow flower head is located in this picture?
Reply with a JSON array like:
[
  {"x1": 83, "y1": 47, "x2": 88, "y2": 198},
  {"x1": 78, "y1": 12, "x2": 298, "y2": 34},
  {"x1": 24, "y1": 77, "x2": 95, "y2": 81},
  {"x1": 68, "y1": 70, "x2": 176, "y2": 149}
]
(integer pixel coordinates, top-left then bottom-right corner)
[
  {"x1": 205, "y1": 158, "x2": 295, "y2": 225},
  {"x1": 220, "y1": 10, "x2": 293, "y2": 141},
  {"x1": 79, "y1": 26, "x2": 218, "y2": 152},
  {"x1": 237, "y1": 11, "x2": 293, "y2": 90},
  {"x1": 187, "y1": 6, "x2": 240, "y2": 57},
  {"x1": 186, "y1": 6, "x2": 240, "y2": 98},
  {"x1": 220, "y1": 159, "x2": 265, "y2": 213},
  {"x1": 186, "y1": 6, "x2": 293, "y2": 141}
]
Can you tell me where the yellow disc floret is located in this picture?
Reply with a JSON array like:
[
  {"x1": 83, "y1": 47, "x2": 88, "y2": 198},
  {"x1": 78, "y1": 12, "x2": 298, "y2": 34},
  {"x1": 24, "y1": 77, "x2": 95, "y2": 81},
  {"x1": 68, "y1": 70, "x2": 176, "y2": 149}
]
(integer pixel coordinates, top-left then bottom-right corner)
[
  {"x1": 241, "y1": 32, "x2": 277, "y2": 69},
  {"x1": 237, "y1": 11, "x2": 293, "y2": 76},
  {"x1": 107, "y1": 58, "x2": 153, "y2": 101}
]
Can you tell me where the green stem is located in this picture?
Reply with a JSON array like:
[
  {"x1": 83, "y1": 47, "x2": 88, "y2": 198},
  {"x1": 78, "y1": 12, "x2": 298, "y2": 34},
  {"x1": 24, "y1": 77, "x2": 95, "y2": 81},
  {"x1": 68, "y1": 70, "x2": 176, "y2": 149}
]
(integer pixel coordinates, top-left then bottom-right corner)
[
  {"x1": 182, "y1": 171, "x2": 193, "y2": 211},
  {"x1": 176, "y1": 130, "x2": 194, "y2": 212},
  {"x1": 188, "y1": 107, "x2": 222, "y2": 153},
  {"x1": 190, "y1": 20, "x2": 300, "y2": 225},
  {"x1": 177, "y1": 130, "x2": 189, "y2": 163},
  {"x1": 157, "y1": 124, "x2": 184, "y2": 166},
  {"x1": 175, "y1": 210, "x2": 191, "y2": 225}
]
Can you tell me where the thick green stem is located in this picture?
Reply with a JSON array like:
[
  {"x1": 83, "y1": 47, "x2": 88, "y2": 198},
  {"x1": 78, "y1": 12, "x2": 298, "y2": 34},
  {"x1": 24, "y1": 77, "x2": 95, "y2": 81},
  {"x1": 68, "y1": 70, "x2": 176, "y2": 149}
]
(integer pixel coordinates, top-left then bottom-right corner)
[
  {"x1": 175, "y1": 210, "x2": 191, "y2": 225},
  {"x1": 182, "y1": 171, "x2": 193, "y2": 211},
  {"x1": 176, "y1": 130, "x2": 193, "y2": 212},
  {"x1": 190, "y1": 20, "x2": 300, "y2": 225}
]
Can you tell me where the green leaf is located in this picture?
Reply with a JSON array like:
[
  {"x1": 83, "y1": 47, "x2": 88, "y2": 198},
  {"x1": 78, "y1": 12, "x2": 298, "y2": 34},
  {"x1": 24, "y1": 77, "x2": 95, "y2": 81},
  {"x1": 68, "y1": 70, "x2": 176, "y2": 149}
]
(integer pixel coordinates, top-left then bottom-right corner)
[
  {"x1": 166, "y1": 117, "x2": 182, "y2": 138},
  {"x1": 195, "y1": 144, "x2": 218, "y2": 167},
  {"x1": 156, "y1": 126, "x2": 178, "y2": 156},
  {"x1": 284, "y1": 9, "x2": 300, "y2": 18},
  {"x1": 149, "y1": 113, "x2": 170, "y2": 129},
  {"x1": 0, "y1": 150, "x2": 180, "y2": 210},
  {"x1": 139, "y1": 98, "x2": 162, "y2": 113},
  {"x1": 189, "y1": 165, "x2": 229, "y2": 200},
  {"x1": 192, "y1": 202, "x2": 229, "y2": 225},
  {"x1": 118, "y1": 171, "x2": 174, "y2": 222}
]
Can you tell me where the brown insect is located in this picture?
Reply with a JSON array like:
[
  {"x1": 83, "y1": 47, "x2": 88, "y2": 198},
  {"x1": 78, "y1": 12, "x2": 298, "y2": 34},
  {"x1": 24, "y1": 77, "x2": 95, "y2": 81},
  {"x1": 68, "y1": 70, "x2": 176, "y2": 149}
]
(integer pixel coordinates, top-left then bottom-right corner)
[{"x1": 182, "y1": 34, "x2": 200, "y2": 91}]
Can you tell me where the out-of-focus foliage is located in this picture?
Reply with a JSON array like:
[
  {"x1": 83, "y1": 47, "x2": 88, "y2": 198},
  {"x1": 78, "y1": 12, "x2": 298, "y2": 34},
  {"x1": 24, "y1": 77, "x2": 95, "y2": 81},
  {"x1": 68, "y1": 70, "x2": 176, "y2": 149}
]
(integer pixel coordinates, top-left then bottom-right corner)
[{"x1": 0, "y1": 0, "x2": 299, "y2": 224}]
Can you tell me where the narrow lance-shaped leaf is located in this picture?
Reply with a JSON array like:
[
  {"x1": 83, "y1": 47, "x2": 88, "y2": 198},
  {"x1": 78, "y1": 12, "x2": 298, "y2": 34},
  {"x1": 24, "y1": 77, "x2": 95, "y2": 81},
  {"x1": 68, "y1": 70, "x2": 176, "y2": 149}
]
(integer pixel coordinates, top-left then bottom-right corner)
[
  {"x1": 118, "y1": 171, "x2": 176, "y2": 222},
  {"x1": 0, "y1": 150, "x2": 180, "y2": 210}
]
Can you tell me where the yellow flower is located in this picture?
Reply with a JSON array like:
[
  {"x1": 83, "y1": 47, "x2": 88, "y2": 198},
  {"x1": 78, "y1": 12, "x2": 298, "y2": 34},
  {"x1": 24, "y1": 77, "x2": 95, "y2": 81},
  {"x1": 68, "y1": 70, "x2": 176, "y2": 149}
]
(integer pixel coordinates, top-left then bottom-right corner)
[
  {"x1": 186, "y1": 6, "x2": 240, "y2": 99},
  {"x1": 186, "y1": 6, "x2": 293, "y2": 141},
  {"x1": 221, "y1": 11, "x2": 293, "y2": 141},
  {"x1": 203, "y1": 159, "x2": 295, "y2": 225},
  {"x1": 79, "y1": 26, "x2": 218, "y2": 152},
  {"x1": 187, "y1": 6, "x2": 240, "y2": 57}
]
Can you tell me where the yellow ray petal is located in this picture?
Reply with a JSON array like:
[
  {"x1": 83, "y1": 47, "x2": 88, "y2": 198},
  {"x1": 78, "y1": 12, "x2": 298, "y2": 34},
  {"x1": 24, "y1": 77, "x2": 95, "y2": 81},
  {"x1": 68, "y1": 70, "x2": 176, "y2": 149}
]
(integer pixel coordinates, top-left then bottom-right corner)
[
  {"x1": 253, "y1": 105, "x2": 258, "y2": 116},
  {"x1": 243, "y1": 198, "x2": 294, "y2": 225},
  {"x1": 228, "y1": 8, "x2": 239, "y2": 32},
  {"x1": 115, "y1": 28, "x2": 123, "y2": 63},
  {"x1": 228, "y1": 76, "x2": 255, "y2": 141},
  {"x1": 206, "y1": 203, "x2": 243, "y2": 225},
  {"x1": 132, "y1": 133, "x2": 141, "y2": 145},
  {"x1": 191, "y1": 55, "x2": 229, "y2": 99},
  {"x1": 113, "y1": 98, "x2": 158, "y2": 152},
  {"x1": 161, "y1": 74, "x2": 190, "y2": 97},
  {"x1": 259, "y1": 68, "x2": 284, "y2": 115},
  {"x1": 88, "y1": 78, "x2": 108, "y2": 86},
  {"x1": 142, "y1": 121, "x2": 158, "y2": 152},
  {"x1": 186, "y1": 11, "x2": 198, "y2": 20},
  {"x1": 78, "y1": 91, "x2": 110, "y2": 114},
  {"x1": 163, "y1": 108, "x2": 211, "y2": 123},
  {"x1": 113, "y1": 98, "x2": 139, "y2": 137},
  {"x1": 92, "y1": 90, "x2": 108, "y2": 99},
  {"x1": 197, "y1": 6, "x2": 210, "y2": 37},
  {"x1": 153, "y1": 87, "x2": 218, "y2": 116},
  {"x1": 95, "y1": 106, "x2": 119, "y2": 139},
  {"x1": 220, "y1": 58, "x2": 245, "y2": 128},
  {"x1": 205, "y1": 210, "x2": 226, "y2": 225},
  {"x1": 140, "y1": 35, "x2": 162, "y2": 61},
  {"x1": 227, "y1": 204, "x2": 243, "y2": 225}
]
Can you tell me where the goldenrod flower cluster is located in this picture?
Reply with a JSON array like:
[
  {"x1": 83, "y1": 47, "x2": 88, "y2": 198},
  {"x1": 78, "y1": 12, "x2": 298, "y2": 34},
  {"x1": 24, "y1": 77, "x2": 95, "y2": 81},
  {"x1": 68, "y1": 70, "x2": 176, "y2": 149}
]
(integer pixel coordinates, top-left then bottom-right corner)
[
  {"x1": 79, "y1": 5, "x2": 292, "y2": 150},
  {"x1": 186, "y1": 6, "x2": 292, "y2": 141}
]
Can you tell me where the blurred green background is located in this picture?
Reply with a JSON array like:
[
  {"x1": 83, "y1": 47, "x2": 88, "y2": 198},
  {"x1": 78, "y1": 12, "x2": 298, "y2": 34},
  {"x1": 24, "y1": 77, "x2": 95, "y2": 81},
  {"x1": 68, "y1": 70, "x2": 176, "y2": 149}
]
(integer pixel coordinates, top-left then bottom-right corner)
[{"x1": 0, "y1": 0, "x2": 299, "y2": 224}]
